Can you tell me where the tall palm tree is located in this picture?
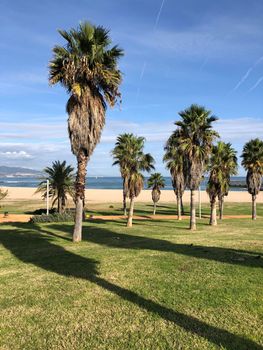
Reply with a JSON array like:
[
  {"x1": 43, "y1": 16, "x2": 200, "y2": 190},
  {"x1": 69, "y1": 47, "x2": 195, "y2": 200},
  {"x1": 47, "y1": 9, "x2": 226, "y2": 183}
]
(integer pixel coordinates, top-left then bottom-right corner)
[
  {"x1": 163, "y1": 133, "x2": 186, "y2": 220},
  {"x1": 147, "y1": 173, "x2": 165, "y2": 215},
  {"x1": 36, "y1": 160, "x2": 75, "y2": 213},
  {"x1": 49, "y1": 22, "x2": 123, "y2": 241},
  {"x1": 206, "y1": 142, "x2": 237, "y2": 225},
  {"x1": 175, "y1": 104, "x2": 218, "y2": 230},
  {"x1": 241, "y1": 138, "x2": 263, "y2": 220},
  {"x1": 217, "y1": 142, "x2": 238, "y2": 220},
  {"x1": 119, "y1": 135, "x2": 155, "y2": 227},
  {"x1": 111, "y1": 133, "x2": 133, "y2": 215}
]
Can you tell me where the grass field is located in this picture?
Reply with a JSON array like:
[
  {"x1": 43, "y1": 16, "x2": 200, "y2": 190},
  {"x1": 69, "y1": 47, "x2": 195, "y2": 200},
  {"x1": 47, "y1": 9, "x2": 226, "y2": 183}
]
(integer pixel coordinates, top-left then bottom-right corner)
[
  {"x1": 1, "y1": 199, "x2": 263, "y2": 217},
  {"x1": 0, "y1": 216, "x2": 262, "y2": 349}
]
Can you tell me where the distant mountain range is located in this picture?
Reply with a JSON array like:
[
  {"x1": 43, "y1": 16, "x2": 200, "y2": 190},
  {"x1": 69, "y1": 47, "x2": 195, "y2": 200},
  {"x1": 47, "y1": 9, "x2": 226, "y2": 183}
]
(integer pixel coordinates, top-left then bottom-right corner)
[{"x1": 0, "y1": 166, "x2": 42, "y2": 177}]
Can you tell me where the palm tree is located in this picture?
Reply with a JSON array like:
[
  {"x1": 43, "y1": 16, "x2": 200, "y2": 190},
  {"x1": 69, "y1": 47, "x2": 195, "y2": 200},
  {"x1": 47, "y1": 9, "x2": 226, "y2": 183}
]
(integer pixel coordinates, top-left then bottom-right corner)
[
  {"x1": 49, "y1": 22, "x2": 123, "y2": 241},
  {"x1": 175, "y1": 104, "x2": 218, "y2": 230},
  {"x1": 163, "y1": 133, "x2": 186, "y2": 220},
  {"x1": 111, "y1": 133, "x2": 133, "y2": 215},
  {"x1": 206, "y1": 142, "x2": 237, "y2": 225},
  {"x1": 147, "y1": 173, "x2": 165, "y2": 215},
  {"x1": 36, "y1": 161, "x2": 75, "y2": 213},
  {"x1": 241, "y1": 138, "x2": 263, "y2": 220},
  {"x1": 119, "y1": 135, "x2": 155, "y2": 227},
  {"x1": 217, "y1": 142, "x2": 238, "y2": 220}
]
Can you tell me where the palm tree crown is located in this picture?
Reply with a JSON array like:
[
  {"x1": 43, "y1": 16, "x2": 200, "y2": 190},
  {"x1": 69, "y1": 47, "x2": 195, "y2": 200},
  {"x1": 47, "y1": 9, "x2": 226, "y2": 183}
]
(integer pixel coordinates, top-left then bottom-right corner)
[
  {"x1": 147, "y1": 173, "x2": 165, "y2": 190},
  {"x1": 49, "y1": 21, "x2": 123, "y2": 158}
]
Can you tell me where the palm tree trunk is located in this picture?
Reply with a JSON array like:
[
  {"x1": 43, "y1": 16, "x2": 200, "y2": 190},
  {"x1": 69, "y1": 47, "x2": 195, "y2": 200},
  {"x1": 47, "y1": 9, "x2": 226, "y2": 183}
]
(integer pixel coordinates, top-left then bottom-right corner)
[
  {"x1": 252, "y1": 194, "x2": 257, "y2": 220},
  {"x1": 73, "y1": 149, "x2": 88, "y2": 242},
  {"x1": 177, "y1": 194, "x2": 182, "y2": 220},
  {"x1": 57, "y1": 197, "x2": 62, "y2": 214},
  {"x1": 153, "y1": 202, "x2": 156, "y2": 215},
  {"x1": 127, "y1": 197, "x2": 135, "y2": 227},
  {"x1": 123, "y1": 178, "x2": 127, "y2": 216},
  {"x1": 190, "y1": 190, "x2": 196, "y2": 230},
  {"x1": 180, "y1": 194, "x2": 185, "y2": 215},
  {"x1": 219, "y1": 196, "x2": 224, "y2": 220},
  {"x1": 209, "y1": 199, "x2": 217, "y2": 226}
]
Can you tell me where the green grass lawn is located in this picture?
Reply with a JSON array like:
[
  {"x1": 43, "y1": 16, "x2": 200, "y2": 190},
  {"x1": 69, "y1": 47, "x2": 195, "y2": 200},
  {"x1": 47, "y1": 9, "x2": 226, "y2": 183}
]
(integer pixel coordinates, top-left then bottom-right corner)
[
  {"x1": 0, "y1": 217, "x2": 262, "y2": 349},
  {"x1": 1, "y1": 199, "x2": 263, "y2": 217}
]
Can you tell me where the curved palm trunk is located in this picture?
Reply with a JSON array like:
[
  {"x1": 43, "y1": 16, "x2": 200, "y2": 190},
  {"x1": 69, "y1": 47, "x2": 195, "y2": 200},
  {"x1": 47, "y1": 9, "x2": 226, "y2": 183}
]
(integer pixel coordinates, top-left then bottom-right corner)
[
  {"x1": 209, "y1": 199, "x2": 217, "y2": 226},
  {"x1": 127, "y1": 197, "x2": 135, "y2": 227},
  {"x1": 219, "y1": 196, "x2": 224, "y2": 220},
  {"x1": 190, "y1": 190, "x2": 196, "y2": 230},
  {"x1": 252, "y1": 194, "x2": 257, "y2": 220},
  {"x1": 177, "y1": 194, "x2": 182, "y2": 220},
  {"x1": 73, "y1": 149, "x2": 88, "y2": 242}
]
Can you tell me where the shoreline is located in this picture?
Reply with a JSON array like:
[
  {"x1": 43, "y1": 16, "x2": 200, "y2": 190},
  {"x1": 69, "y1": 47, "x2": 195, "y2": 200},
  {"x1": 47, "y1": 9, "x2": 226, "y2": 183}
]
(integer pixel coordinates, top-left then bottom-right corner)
[{"x1": 2, "y1": 187, "x2": 263, "y2": 203}]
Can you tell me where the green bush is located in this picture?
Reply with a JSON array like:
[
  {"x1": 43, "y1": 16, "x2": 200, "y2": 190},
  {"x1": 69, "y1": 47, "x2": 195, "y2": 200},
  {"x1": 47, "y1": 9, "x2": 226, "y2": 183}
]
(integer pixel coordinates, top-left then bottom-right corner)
[{"x1": 30, "y1": 211, "x2": 75, "y2": 223}]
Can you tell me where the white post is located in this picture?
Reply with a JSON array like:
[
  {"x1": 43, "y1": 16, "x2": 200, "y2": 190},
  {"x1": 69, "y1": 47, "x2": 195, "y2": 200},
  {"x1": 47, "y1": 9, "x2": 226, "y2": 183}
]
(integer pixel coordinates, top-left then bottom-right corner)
[
  {"x1": 46, "y1": 179, "x2": 49, "y2": 215},
  {"x1": 198, "y1": 185, "x2": 201, "y2": 219}
]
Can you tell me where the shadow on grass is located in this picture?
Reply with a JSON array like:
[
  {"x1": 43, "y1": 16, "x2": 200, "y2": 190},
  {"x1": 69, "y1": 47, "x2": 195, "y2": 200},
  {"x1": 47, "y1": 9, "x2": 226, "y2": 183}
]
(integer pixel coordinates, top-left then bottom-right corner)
[
  {"x1": 45, "y1": 223, "x2": 263, "y2": 269},
  {"x1": 0, "y1": 223, "x2": 262, "y2": 350}
]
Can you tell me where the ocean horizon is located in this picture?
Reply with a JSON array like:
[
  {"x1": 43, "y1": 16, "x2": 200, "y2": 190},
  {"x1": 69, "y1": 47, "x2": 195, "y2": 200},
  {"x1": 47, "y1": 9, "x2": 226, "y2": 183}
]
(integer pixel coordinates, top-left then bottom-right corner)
[{"x1": 0, "y1": 176, "x2": 249, "y2": 191}]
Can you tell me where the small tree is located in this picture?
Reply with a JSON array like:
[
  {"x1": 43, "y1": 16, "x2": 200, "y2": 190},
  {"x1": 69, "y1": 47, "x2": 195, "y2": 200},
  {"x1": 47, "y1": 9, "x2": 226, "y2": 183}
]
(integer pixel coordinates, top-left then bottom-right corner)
[
  {"x1": 241, "y1": 138, "x2": 263, "y2": 220},
  {"x1": 147, "y1": 173, "x2": 165, "y2": 215},
  {"x1": 0, "y1": 188, "x2": 8, "y2": 201},
  {"x1": 36, "y1": 161, "x2": 75, "y2": 214}
]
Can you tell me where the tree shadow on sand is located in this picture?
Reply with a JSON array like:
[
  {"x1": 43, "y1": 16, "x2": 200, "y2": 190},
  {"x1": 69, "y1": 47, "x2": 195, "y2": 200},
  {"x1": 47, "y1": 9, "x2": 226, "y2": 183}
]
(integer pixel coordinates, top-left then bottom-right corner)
[{"x1": 0, "y1": 223, "x2": 262, "y2": 350}]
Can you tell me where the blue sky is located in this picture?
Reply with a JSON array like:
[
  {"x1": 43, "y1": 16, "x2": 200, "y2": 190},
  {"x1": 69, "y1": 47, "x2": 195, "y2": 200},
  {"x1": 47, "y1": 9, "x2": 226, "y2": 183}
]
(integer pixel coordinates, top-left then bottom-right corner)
[{"x1": 0, "y1": 0, "x2": 262, "y2": 175}]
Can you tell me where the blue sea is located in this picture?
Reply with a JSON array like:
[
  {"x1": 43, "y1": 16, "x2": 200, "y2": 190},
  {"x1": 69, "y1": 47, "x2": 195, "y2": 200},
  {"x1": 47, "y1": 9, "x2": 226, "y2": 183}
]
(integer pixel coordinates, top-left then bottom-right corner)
[{"x1": 0, "y1": 176, "x2": 248, "y2": 191}]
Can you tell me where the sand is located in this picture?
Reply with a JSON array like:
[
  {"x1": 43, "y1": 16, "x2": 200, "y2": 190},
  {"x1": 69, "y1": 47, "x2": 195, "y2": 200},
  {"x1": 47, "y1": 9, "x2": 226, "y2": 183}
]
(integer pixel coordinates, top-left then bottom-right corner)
[{"x1": 2, "y1": 187, "x2": 263, "y2": 203}]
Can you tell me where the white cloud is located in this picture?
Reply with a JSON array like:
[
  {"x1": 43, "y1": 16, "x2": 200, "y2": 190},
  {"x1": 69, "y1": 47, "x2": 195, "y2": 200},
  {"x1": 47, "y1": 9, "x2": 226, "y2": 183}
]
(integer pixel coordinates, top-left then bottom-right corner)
[{"x1": 0, "y1": 151, "x2": 34, "y2": 159}]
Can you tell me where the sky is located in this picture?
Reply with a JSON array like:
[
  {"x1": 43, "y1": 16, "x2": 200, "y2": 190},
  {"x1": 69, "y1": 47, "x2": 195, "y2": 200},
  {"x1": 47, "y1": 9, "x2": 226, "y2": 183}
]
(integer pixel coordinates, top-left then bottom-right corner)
[{"x1": 0, "y1": 0, "x2": 262, "y2": 176}]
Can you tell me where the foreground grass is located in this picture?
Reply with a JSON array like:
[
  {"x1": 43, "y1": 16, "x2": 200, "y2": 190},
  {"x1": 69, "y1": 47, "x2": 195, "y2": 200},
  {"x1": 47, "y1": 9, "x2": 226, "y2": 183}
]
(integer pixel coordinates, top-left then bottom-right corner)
[{"x1": 0, "y1": 218, "x2": 263, "y2": 349}]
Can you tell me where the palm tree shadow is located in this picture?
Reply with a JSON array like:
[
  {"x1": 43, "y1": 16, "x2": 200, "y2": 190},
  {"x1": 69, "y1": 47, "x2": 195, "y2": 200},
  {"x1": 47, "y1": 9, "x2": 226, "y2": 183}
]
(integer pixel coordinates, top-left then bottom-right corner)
[
  {"x1": 0, "y1": 223, "x2": 262, "y2": 350},
  {"x1": 46, "y1": 223, "x2": 263, "y2": 268}
]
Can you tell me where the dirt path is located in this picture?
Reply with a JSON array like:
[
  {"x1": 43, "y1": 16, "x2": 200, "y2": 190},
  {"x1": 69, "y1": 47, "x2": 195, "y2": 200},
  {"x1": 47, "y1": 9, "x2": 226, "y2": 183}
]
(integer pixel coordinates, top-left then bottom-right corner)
[{"x1": 0, "y1": 213, "x2": 255, "y2": 224}]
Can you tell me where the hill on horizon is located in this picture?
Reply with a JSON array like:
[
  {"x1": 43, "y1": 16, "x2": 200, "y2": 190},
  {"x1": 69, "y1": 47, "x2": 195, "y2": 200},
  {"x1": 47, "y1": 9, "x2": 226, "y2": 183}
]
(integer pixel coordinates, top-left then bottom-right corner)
[{"x1": 0, "y1": 166, "x2": 42, "y2": 176}]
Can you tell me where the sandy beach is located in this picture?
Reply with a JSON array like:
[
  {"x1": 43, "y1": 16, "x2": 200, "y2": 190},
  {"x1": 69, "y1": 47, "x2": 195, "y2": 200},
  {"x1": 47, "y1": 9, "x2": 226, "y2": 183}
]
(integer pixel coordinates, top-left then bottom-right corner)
[{"x1": 2, "y1": 187, "x2": 263, "y2": 203}]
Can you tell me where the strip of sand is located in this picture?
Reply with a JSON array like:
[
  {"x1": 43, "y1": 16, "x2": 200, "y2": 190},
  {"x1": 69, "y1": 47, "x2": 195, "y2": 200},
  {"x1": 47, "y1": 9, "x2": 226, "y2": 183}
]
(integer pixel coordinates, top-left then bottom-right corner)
[{"x1": 2, "y1": 187, "x2": 263, "y2": 203}]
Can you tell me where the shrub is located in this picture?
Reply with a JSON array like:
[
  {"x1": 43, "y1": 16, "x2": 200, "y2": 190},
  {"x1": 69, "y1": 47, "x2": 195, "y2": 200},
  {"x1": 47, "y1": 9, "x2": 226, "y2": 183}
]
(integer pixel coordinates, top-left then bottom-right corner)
[{"x1": 30, "y1": 211, "x2": 75, "y2": 223}]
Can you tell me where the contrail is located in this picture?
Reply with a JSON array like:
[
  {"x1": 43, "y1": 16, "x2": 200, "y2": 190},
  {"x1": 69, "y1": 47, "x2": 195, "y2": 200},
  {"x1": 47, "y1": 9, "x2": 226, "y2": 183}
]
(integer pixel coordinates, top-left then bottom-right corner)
[
  {"x1": 249, "y1": 75, "x2": 263, "y2": 91},
  {"x1": 154, "y1": 0, "x2": 166, "y2": 30},
  {"x1": 140, "y1": 61, "x2": 147, "y2": 81},
  {"x1": 232, "y1": 55, "x2": 263, "y2": 92},
  {"x1": 233, "y1": 67, "x2": 253, "y2": 91},
  {"x1": 136, "y1": 1, "x2": 166, "y2": 104}
]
